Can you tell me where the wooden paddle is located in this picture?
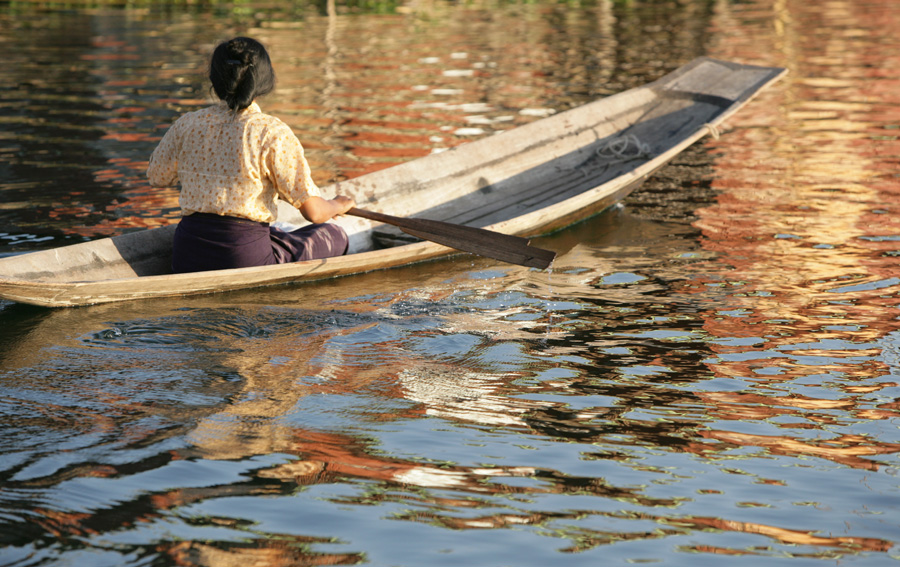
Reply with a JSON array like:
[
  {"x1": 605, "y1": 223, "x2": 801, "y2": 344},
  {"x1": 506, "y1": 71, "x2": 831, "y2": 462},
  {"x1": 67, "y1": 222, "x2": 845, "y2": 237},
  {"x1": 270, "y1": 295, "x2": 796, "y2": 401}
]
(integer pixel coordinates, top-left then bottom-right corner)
[{"x1": 346, "y1": 207, "x2": 556, "y2": 269}]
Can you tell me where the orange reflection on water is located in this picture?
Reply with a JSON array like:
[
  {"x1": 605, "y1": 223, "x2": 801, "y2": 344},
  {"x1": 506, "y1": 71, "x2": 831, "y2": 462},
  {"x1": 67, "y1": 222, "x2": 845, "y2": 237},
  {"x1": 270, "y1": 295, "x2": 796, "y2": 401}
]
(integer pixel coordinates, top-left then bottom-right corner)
[
  {"x1": 702, "y1": 428, "x2": 900, "y2": 472},
  {"x1": 683, "y1": 0, "x2": 900, "y2": 485},
  {"x1": 701, "y1": 0, "x2": 900, "y2": 320},
  {"x1": 678, "y1": 515, "x2": 893, "y2": 553},
  {"x1": 703, "y1": 0, "x2": 900, "y2": 330}
]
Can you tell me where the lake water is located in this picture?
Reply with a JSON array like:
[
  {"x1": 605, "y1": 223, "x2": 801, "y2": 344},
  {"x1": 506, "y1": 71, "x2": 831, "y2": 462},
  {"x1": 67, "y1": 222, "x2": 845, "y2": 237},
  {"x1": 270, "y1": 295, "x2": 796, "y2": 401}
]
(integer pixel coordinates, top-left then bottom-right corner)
[{"x1": 2, "y1": 0, "x2": 899, "y2": 565}]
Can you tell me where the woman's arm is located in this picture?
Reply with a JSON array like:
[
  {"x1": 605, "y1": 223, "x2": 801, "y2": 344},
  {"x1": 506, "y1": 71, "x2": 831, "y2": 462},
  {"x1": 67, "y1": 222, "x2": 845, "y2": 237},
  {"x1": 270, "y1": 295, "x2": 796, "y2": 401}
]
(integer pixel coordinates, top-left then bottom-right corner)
[
  {"x1": 299, "y1": 195, "x2": 356, "y2": 224},
  {"x1": 147, "y1": 120, "x2": 182, "y2": 187}
]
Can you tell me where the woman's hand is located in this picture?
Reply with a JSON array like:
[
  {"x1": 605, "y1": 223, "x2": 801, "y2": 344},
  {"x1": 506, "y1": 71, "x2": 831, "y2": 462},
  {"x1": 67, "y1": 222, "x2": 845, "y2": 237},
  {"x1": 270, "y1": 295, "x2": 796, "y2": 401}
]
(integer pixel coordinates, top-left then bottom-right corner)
[
  {"x1": 330, "y1": 195, "x2": 356, "y2": 216},
  {"x1": 299, "y1": 195, "x2": 357, "y2": 224}
]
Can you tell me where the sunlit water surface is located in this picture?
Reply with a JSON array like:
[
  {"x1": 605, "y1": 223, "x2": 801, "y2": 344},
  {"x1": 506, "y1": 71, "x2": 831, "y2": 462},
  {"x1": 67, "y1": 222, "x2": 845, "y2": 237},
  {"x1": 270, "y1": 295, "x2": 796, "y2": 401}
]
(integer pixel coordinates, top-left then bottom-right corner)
[{"x1": 1, "y1": 0, "x2": 899, "y2": 565}]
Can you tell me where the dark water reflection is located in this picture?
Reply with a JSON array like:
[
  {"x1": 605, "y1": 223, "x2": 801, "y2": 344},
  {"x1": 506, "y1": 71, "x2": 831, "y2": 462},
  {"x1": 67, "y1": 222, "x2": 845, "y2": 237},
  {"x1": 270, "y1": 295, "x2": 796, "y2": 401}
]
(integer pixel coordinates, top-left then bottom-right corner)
[{"x1": 2, "y1": 0, "x2": 900, "y2": 565}]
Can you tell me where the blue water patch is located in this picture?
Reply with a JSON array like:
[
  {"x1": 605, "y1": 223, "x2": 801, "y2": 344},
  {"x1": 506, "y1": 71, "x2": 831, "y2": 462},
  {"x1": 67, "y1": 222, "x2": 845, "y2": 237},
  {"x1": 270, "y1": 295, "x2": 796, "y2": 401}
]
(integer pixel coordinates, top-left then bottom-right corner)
[
  {"x1": 597, "y1": 272, "x2": 647, "y2": 285},
  {"x1": 828, "y1": 277, "x2": 900, "y2": 294}
]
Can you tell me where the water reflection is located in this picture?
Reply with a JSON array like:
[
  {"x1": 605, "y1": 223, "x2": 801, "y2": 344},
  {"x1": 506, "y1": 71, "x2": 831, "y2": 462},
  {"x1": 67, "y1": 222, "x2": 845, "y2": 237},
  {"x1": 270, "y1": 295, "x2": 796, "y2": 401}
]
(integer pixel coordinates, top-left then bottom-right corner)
[
  {"x1": 692, "y1": 0, "x2": 900, "y2": 484},
  {"x1": 3, "y1": 0, "x2": 900, "y2": 565},
  {"x1": 3, "y1": 274, "x2": 895, "y2": 563}
]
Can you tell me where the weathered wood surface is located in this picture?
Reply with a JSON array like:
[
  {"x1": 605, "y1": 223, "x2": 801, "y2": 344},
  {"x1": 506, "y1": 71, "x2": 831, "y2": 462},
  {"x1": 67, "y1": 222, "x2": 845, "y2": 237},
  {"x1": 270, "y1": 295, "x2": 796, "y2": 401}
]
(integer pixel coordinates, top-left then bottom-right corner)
[
  {"x1": 0, "y1": 57, "x2": 786, "y2": 307},
  {"x1": 346, "y1": 207, "x2": 556, "y2": 269}
]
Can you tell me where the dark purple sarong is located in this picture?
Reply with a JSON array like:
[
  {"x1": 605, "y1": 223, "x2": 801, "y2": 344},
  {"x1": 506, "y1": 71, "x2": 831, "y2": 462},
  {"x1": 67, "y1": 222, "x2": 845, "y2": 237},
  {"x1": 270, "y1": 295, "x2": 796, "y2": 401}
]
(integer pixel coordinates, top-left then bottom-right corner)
[{"x1": 172, "y1": 213, "x2": 349, "y2": 274}]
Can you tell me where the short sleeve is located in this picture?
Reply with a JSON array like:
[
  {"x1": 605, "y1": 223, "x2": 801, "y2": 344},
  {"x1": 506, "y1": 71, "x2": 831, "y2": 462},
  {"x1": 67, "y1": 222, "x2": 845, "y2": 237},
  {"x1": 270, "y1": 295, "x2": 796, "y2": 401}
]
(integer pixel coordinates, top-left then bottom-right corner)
[
  {"x1": 263, "y1": 123, "x2": 322, "y2": 208},
  {"x1": 147, "y1": 118, "x2": 183, "y2": 187}
]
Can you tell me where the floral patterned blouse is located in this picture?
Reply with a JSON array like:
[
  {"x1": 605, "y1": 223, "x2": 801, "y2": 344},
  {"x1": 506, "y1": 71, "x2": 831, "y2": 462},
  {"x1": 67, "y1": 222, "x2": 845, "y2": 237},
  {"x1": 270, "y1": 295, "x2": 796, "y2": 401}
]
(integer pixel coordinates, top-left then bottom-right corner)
[{"x1": 147, "y1": 102, "x2": 321, "y2": 223}]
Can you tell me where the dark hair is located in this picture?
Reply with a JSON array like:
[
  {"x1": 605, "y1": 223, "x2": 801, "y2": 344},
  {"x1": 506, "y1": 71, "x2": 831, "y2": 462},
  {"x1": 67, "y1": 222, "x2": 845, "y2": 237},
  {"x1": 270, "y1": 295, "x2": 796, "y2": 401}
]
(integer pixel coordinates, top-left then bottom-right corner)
[{"x1": 209, "y1": 37, "x2": 276, "y2": 112}]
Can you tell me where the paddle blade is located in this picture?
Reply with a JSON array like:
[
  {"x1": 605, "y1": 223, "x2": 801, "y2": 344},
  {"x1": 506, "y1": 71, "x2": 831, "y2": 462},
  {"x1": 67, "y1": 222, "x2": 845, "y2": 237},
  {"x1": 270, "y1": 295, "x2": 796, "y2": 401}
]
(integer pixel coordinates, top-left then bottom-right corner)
[{"x1": 397, "y1": 222, "x2": 556, "y2": 270}]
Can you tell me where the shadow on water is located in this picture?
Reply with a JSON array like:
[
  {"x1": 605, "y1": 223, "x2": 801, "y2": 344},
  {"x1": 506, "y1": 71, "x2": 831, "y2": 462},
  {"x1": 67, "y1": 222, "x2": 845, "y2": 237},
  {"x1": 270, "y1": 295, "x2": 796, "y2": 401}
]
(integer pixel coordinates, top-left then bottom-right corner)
[{"x1": 0, "y1": 302, "x2": 58, "y2": 368}]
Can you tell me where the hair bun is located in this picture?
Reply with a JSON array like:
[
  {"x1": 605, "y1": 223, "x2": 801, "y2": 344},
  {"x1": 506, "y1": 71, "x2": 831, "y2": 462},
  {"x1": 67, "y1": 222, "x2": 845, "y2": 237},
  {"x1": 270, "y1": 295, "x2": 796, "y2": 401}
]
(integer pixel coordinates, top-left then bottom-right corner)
[{"x1": 209, "y1": 37, "x2": 276, "y2": 112}]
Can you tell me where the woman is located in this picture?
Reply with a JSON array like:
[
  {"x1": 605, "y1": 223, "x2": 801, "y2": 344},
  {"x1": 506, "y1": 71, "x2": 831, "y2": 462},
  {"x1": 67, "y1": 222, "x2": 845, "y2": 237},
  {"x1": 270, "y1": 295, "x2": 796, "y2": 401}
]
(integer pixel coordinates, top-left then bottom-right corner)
[{"x1": 148, "y1": 37, "x2": 355, "y2": 273}]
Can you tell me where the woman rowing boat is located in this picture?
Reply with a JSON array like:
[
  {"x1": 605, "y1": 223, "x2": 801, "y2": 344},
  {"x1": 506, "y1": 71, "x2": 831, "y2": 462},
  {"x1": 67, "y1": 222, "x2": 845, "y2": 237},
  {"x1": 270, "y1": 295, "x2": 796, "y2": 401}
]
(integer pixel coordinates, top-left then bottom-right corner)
[{"x1": 147, "y1": 37, "x2": 355, "y2": 273}]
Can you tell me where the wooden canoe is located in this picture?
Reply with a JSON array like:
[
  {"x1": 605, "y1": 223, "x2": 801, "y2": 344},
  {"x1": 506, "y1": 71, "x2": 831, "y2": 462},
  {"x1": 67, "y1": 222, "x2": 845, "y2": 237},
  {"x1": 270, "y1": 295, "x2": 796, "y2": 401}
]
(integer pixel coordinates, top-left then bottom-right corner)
[{"x1": 0, "y1": 57, "x2": 785, "y2": 308}]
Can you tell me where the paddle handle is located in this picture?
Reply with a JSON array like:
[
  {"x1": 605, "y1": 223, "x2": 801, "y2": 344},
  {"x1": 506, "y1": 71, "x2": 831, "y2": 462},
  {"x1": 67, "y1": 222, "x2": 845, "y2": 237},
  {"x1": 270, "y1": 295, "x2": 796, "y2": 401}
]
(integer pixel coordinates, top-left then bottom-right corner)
[{"x1": 346, "y1": 207, "x2": 396, "y2": 224}]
